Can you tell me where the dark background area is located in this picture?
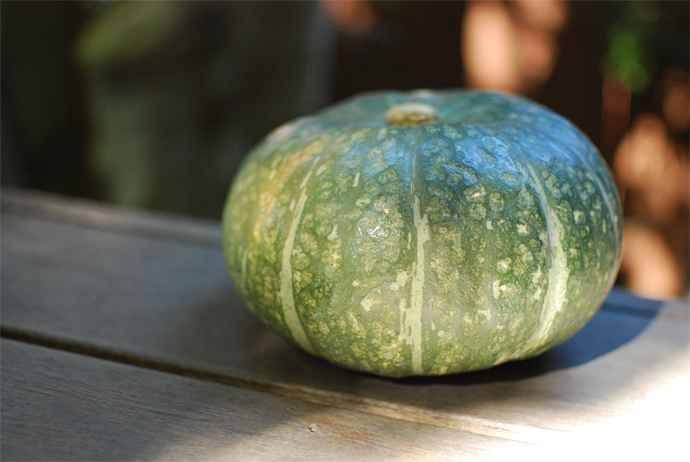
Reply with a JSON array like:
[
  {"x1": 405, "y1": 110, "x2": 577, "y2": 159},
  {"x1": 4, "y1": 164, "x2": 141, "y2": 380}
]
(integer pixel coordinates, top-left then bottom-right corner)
[{"x1": 2, "y1": 0, "x2": 688, "y2": 298}]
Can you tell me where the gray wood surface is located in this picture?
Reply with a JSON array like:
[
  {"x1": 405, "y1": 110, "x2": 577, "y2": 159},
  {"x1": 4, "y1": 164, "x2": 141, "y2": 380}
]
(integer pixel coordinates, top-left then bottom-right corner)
[
  {"x1": 4, "y1": 338, "x2": 548, "y2": 461},
  {"x1": 2, "y1": 187, "x2": 689, "y2": 458}
]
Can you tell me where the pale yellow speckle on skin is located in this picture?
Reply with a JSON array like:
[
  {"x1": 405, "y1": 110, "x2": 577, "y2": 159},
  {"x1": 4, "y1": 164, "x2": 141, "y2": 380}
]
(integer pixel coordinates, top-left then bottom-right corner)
[
  {"x1": 355, "y1": 196, "x2": 370, "y2": 208},
  {"x1": 517, "y1": 224, "x2": 529, "y2": 235},
  {"x1": 573, "y1": 210, "x2": 584, "y2": 224},
  {"x1": 389, "y1": 270, "x2": 409, "y2": 291},
  {"x1": 532, "y1": 287, "x2": 543, "y2": 301},
  {"x1": 348, "y1": 311, "x2": 363, "y2": 334},
  {"x1": 486, "y1": 220, "x2": 493, "y2": 230},
  {"x1": 532, "y1": 265, "x2": 543, "y2": 284},
  {"x1": 520, "y1": 245, "x2": 534, "y2": 262},
  {"x1": 327, "y1": 224, "x2": 338, "y2": 241},
  {"x1": 492, "y1": 280, "x2": 508, "y2": 299},
  {"x1": 299, "y1": 169, "x2": 314, "y2": 189}
]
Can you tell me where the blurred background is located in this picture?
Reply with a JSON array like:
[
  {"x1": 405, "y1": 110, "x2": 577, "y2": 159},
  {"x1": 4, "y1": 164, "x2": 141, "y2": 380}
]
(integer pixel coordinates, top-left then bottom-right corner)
[{"x1": 2, "y1": 0, "x2": 688, "y2": 300}]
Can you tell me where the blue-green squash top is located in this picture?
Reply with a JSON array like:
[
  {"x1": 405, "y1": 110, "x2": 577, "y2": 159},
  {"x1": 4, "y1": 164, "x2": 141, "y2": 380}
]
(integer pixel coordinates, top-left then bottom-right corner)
[{"x1": 222, "y1": 89, "x2": 623, "y2": 377}]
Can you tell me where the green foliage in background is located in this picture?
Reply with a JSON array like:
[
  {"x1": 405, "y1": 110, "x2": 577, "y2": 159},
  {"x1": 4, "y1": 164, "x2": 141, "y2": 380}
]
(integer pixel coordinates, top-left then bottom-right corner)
[{"x1": 602, "y1": 0, "x2": 689, "y2": 93}]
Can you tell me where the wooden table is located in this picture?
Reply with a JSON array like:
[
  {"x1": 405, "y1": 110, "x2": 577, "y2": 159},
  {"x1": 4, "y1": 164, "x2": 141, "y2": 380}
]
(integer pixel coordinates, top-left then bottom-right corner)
[{"x1": 2, "y1": 187, "x2": 688, "y2": 461}]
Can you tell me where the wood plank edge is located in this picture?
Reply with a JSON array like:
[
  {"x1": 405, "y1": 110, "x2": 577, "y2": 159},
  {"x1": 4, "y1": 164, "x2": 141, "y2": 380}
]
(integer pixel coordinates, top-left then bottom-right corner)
[
  {"x1": 1, "y1": 187, "x2": 223, "y2": 249},
  {"x1": 0, "y1": 326, "x2": 571, "y2": 449},
  {"x1": 4, "y1": 188, "x2": 685, "y2": 323},
  {"x1": 4, "y1": 188, "x2": 685, "y2": 321}
]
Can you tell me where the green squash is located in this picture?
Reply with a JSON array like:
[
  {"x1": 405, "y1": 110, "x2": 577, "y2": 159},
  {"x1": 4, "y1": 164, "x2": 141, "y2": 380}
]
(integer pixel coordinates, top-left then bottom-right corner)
[{"x1": 222, "y1": 90, "x2": 622, "y2": 377}]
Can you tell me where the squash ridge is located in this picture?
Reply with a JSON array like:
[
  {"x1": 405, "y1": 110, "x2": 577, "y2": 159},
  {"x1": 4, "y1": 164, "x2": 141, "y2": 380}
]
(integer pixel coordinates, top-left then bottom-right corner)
[
  {"x1": 405, "y1": 195, "x2": 430, "y2": 374},
  {"x1": 279, "y1": 156, "x2": 321, "y2": 356},
  {"x1": 511, "y1": 163, "x2": 569, "y2": 359},
  {"x1": 529, "y1": 123, "x2": 622, "y2": 265}
]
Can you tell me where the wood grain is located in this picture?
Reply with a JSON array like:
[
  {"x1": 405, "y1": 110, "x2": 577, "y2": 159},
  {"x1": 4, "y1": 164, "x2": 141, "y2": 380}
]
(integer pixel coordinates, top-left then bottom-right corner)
[
  {"x1": 3, "y1": 339, "x2": 550, "y2": 461},
  {"x1": 2, "y1": 188, "x2": 689, "y2": 455}
]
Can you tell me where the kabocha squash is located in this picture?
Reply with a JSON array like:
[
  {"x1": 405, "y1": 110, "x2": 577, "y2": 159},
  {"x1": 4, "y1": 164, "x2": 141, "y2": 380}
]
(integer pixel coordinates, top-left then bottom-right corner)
[{"x1": 222, "y1": 90, "x2": 623, "y2": 377}]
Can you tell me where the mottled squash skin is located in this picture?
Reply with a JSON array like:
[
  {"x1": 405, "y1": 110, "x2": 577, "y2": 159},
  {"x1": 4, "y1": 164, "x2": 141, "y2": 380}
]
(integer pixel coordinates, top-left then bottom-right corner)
[{"x1": 222, "y1": 90, "x2": 622, "y2": 377}]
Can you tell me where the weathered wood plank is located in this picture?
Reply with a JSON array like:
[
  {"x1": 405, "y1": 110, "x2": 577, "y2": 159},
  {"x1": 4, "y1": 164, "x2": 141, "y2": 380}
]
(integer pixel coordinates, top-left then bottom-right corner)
[
  {"x1": 3, "y1": 339, "x2": 546, "y2": 461},
  {"x1": 2, "y1": 188, "x2": 689, "y2": 452},
  {"x1": 0, "y1": 187, "x2": 222, "y2": 247}
]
